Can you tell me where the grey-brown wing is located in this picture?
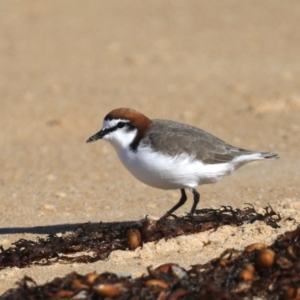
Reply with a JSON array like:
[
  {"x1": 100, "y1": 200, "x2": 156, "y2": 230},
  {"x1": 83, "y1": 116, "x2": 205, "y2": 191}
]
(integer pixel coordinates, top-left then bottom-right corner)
[{"x1": 142, "y1": 119, "x2": 254, "y2": 164}]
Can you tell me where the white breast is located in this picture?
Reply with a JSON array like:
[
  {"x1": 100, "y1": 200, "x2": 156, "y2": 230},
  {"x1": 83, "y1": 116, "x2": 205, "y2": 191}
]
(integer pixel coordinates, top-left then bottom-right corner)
[{"x1": 116, "y1": 145, "x2": 237, "y2": 190}]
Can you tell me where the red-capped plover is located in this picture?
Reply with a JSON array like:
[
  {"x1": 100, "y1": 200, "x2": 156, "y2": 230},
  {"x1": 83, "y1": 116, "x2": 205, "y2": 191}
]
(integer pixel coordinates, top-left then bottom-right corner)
[{"x1": 87, "y1": 108, "x2": 278, "y2": 219}]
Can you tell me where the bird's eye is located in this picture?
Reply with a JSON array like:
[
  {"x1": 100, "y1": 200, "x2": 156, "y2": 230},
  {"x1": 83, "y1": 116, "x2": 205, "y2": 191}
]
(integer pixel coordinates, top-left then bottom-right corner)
[{"x1": 117, "y1": 122, "x2": 126, "y2": 128}]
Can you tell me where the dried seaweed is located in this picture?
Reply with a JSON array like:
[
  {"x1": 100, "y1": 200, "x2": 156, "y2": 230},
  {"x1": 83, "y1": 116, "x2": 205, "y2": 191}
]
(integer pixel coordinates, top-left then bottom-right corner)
[
  {"x1": 2, "y1": 226, "x2": 300, "y2": 300},
  {"x1": 0, "y1": 205, "x2": 281, "y2": 269}
]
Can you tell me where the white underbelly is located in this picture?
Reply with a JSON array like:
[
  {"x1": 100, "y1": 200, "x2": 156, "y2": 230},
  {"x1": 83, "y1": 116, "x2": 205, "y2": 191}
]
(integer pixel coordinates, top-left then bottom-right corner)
[{"x1": 117, "y1": 147, "x2": 234, "y2": 190}]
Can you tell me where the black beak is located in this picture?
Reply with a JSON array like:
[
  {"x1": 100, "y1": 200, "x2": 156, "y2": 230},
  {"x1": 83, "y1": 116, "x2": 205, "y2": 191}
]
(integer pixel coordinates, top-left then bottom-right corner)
[{"x1": 86, "y1": 130, "x2": 104, "y2": 143}]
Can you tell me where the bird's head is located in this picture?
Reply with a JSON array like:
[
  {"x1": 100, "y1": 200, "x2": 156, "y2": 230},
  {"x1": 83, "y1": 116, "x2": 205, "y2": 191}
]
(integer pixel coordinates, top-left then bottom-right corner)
[{"x1": 86, "y1": 108, "x2": 151, "y2": 151}]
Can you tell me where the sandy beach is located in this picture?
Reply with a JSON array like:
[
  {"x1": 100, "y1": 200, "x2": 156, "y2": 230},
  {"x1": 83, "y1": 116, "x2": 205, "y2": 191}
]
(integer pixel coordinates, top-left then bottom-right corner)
[{"x1": 0, "y1": 0, "x2": 299, "y2": 295}]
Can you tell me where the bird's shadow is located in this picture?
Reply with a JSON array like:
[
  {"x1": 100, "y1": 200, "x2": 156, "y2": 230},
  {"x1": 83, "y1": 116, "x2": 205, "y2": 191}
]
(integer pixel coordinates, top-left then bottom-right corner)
[{"x1": 0, "y1": 221, "x2": 139, "y2": 236}]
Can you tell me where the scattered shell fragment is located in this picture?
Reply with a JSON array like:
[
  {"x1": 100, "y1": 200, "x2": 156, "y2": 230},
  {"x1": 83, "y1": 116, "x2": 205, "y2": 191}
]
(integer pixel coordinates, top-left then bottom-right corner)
[
  {"x1": 141, "y1": 219, "x2": 157, "y2": 238},
  {"x1": 256, "y1": 249, "x2": 275, "y2": 268},
  {"x1": 72, "y1": 279, "x2": 89, "y2": 290},
  {"x1": 245, "y1": 243, "x2": 268, "y2": 252},
  {"x1": 145, "y1": 279, "x2": 169, "y2": 289},
  {"x1": 126, "y1": 228, "x2": 142, "y2": 250},
  {"x1": 238, "y1": 269, "x2": 254, "y2": 281},
  {"x1": 245, "y1": 264, "x2": 255, "y2": 273},
  {"x1": 276, "y1": 256, "x2": 293, "y2": 269},
  {"x1": 93, "y1": 283, "x2": 121, "y2": 297},
  {"x1": 155, "y1": 263, "x2": 177, "y2": 274},
  {"x1": 171, "y1": 265, "x2": 187, "y2": 279},
  {"x1": 85, "y1": 273, "x2": 99, "y2": 285},
  {"x1": 53, "y1": 290, "x2": 74, "y2": 298}
]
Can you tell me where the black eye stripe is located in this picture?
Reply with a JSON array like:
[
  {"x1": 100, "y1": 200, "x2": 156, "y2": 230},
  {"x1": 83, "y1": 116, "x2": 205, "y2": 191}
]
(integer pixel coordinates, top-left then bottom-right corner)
[
  {"x1": 102, "y1": 126, "x2": 118, "y2": 136},
  {"x1": 102, "y1": 122, "x2": 134, "y2": 136}
]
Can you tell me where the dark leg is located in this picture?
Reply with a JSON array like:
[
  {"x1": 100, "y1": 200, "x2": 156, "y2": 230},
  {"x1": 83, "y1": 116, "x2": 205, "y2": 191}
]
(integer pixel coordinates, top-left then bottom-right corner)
[
  {"x1": 160, "y1": 189, "x2": 187, "y2": 220},
  {"x1": 190, "y1": 188, "x2": 200, "y2": 214}
]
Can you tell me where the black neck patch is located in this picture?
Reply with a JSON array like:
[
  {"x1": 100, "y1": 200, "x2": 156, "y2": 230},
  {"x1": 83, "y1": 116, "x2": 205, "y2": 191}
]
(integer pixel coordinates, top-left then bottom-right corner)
[
  {"x1": 129, "y1": 137, "x2": 141, "y2": 152},
  {"x1": 129, "y1": 124, "x2": 143, "y2": 152}
]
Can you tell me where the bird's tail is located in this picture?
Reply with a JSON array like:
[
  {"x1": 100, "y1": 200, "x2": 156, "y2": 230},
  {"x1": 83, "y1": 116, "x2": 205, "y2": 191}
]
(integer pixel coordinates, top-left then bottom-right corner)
[
  {"x1": 259, "y1": 152, "x2": 279, "y2": 159},
  {"x1": 232, "y1": 151, "x2": 279, "y2": 168}
]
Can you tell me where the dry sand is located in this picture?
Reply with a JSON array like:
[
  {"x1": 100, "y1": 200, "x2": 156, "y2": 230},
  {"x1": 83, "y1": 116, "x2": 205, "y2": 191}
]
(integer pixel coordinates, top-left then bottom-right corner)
[{"x1": 0, "y1": 0, "x2": 299, "y2": 295}]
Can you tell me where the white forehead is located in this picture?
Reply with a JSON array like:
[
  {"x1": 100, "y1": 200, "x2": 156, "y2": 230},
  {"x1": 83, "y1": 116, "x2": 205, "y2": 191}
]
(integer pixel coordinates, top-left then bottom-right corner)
[{"x1": 102, "y1": 118, "x2": 127, "y2": 128}]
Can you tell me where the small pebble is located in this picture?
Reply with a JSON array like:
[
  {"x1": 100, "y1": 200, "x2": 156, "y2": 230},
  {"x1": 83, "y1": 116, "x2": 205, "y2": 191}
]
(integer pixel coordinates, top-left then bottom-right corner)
[{"x1": 256, "y1": 249, "x2": 275, "y2": 268}]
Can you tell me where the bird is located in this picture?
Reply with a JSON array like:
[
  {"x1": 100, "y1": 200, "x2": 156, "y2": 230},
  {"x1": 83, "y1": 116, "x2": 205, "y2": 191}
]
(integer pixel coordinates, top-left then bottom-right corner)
[{"x1": 86, "y1": 108, "x2": 278, "y2": 220}]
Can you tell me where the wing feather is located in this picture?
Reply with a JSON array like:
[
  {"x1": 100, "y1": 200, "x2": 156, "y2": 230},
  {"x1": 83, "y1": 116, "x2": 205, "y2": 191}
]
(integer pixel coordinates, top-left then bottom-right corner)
[{"x1": 141, "y1": 119, "x2": 254, "y2": 164}]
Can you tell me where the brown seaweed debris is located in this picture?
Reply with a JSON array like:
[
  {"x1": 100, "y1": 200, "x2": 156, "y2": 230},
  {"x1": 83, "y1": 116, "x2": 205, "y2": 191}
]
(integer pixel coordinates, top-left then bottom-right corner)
[
  {"x1": 0, "y1": 204, "x2": 281, "y2": 270},
  {"x1": 2, "y1": 226, "x2": 300, "y2": 300}
]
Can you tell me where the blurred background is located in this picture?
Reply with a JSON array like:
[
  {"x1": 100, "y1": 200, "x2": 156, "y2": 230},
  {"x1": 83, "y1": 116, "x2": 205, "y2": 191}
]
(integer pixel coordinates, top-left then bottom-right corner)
[{"x1": 0, "y1": 1, "x2": 299, "y2": 230}]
